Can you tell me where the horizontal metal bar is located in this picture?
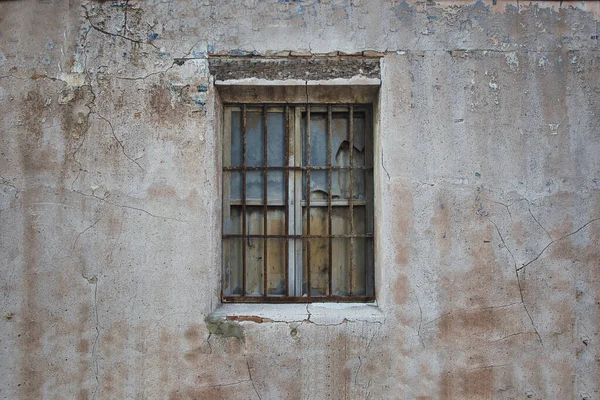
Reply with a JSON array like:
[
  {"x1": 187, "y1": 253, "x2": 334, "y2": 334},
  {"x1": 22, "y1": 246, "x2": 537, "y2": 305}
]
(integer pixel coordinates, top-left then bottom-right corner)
[
  {"x1": 223, "y1": 234, "x2": 373, "y2": 239},
  {"x1": 229, "y1": 200, "x2": 368, "y2": 207},
  {"x1": 222, "y1": 296, "x2": 375, "y2": 303},
  {"x1": 224, "y1": 166, "x2": 372, "y2": 171}
]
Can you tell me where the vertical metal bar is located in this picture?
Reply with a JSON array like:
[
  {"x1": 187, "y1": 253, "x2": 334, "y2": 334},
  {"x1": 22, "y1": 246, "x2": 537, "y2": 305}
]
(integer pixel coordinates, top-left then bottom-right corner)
[
  {"x1": 293, "y1": 108, "x2": 303, "y2": 296},
  {"x1": 327, "y1": 106, "x2": 333, "y2": 297},
  {"x1": 348, "y1": 105, "x2": 355, "y2": 296},
  {"x1": 263, "y1": 105, "x2": 268, "y2": 298},
  {"x1": 305, "y1": 105, "x2": 311, "y2": 297},
  {"x1": 284, "y1": 105, "x2": 290, "y2": 297},
  {"x1": 242, "y1": 104, "x2": 247, "y2": 297}
]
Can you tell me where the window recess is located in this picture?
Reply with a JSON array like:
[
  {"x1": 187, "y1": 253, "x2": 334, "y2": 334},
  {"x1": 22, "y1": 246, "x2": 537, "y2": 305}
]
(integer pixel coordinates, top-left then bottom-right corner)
[{"x1": 222, "y1": 104, "x2": 374, "y2": 303}]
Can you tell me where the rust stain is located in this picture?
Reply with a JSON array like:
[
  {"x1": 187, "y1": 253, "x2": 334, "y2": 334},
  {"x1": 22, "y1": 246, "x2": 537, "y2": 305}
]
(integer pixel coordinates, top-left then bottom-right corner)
[
  {"x1": 18, "y1": 188, "x2": 44, "y2": 399},
  {"x1": 226, "y1": 315, "x2": 273, "y2": 323},
  {"x1": 392, "y1": 274, "x2": 410, "y2": 306},
  {"x1": 392, "y1": 181, "x2": 414, "y2": 266}
]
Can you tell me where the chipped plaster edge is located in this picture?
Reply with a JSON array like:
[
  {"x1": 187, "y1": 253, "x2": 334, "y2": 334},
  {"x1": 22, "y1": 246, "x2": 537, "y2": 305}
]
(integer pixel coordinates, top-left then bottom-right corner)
[
  {"x1": 215, "y1": 77, "x2": 382, "y2": 86},
  {"x1": 211, "y1": 302, "x2": 384, "y2": 325}
]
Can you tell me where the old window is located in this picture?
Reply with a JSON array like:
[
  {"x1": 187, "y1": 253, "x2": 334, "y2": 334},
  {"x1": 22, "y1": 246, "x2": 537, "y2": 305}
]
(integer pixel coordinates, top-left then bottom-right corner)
[{"x1": 222, "y1": 104, "x2": 374, "y2": 302}]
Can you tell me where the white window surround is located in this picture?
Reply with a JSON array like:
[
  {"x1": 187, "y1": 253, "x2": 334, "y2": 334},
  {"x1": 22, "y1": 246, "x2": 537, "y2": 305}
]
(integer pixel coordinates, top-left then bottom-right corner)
[
  {"x1": 213, "y1": 77, "x2": 383, "y2": 319},
  {"x1": 212, "y1": 302, "x2": 384, "y2": 325}
]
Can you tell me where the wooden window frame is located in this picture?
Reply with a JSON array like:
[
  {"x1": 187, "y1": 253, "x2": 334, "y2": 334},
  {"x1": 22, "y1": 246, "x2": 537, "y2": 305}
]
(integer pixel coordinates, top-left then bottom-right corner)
[{"x1": 219, "y1": 87, "x2": 377, "y2": 303}]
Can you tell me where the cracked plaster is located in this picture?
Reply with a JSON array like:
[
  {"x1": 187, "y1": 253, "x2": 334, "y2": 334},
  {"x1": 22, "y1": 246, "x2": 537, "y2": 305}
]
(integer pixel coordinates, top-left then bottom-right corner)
[{"x1": 0, "y1": 1, "x2": 599, "y2": 399}]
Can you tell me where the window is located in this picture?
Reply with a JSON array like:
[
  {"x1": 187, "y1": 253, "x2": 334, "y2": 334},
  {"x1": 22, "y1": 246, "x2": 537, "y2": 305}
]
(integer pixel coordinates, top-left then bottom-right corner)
[{"x1": 222, "y1": 103, "x2": 374, "y2": 302}]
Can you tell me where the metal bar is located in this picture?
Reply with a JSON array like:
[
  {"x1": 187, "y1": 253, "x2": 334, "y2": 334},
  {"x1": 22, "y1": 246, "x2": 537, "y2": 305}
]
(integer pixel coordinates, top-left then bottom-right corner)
[
  {"x1": 327, "y1": 106, "x2": 333, "y2": 297},
  {"x1": 242, "y1": 104, "x2": 247, "y2": 297},
  {"x1": 224, "y1": 234, "x2": 373, "y2": 239},
  {"x1": 224, "y1": 165, "x2": 372, "y2": 171},
  {"x1": 222, "y1": 297, "x2": 376, "y2": 303},
  {"x1": 349, "y1": 105, "x2": 355, "y2": 296},
  {"x1": 305, "y1": 105, "x2": 311, "y2": 297},
  {"x1": 263, "y1": 105, "x2": 268, "y2": 298},
  {"x1": 222, "y1": 296, "x2": 375, "y2": 304},
  {"x1": 284, "y1": 106, "x2": 290, "y2": 297}
]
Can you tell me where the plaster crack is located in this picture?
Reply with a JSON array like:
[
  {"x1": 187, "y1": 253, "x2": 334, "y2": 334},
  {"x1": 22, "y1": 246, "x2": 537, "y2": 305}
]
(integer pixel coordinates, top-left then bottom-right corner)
[
  {"x1": 94, "y1": 112, "x2": 145, "y2": 171},
  {"x1": 517, "y1": 217, "x2": 600, "y2": 273},
  {"x1": 67, "y1": 216, "x2": 104, "y2": 259},
  {"x1": 0, "y1": 174, "x2": 20, "y2": 199},
  {"x1": 246, "y1": 360, "x2": 262, "y2": 400},
  {"x1": 71, "y1": 189, "x2": 187, "y2": 222},
  {"x1": 83, "y1": 7, "x2": 159, "y2": 50},
  {"x1": 381, "y1": 150, "x2": 391, "y2": 181},
  {"x1": 491, "y1": 331, "x2": 537, "y2": 342},
  {"x1": 491, "y1": 220, "x2": 543, "y2": 347},
  {"x1": 414, "y1": 291, "x2": 425, "y2": 349},
  {"x1": 81, "y1": 273, "x2": 100, "y2": 400},
  {"x1": 522, "y1": 198, "x2": 552, "y2": 241},
  {"x1": 354, "y1": 356, "x2": 362, "y2": 386},
  {"x1": 108, "y1": 63, "x2": 175, "y2": 81}
]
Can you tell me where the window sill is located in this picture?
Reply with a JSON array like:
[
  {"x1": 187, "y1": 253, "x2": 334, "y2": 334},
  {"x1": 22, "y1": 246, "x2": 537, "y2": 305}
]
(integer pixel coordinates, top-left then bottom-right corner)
[{"x1": 211, "y1": 302, "x2": 384, "y2": 325}]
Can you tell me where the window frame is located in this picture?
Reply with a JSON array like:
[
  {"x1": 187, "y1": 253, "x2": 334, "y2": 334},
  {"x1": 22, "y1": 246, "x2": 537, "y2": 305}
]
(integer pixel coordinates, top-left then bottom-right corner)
[{"x1": 221, "y1": 101, "x2": 375, "y2": 303}]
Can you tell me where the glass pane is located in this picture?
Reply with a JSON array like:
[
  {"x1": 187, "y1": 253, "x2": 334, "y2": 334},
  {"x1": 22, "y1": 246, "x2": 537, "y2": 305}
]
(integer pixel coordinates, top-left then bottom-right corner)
[
  {"x1": 267, "y1": 171, "x2": 285, "y2": 203},
  {"x1": 223, "y1": 238, "x2": 243, "y2": 296},
  {"x1": 246, "y1": 111, "x2": 264, "y2": 167},
  {"x1": 331, "y1": 238, "x2": 367, "y2": 296},
  {"x1": 302, "y1": 207, "x2": 328, "y2": 236},
  {"x1": 224, "y1": 205, "x2": 242, "y2": 235},
  {"x1": 331, "y1": 206, "x2": 366, "y2": 235},
  {"x1": 332, "y1": 238, "x2": 350, "y2": 296},
  {"x1": 229, "y1": 171, "x2": 242, "y2": 201},
  {"x1": 267, "y1": 238, "x2": 286, "y2": 296},
  {"x1": 333, "y1": 170, "x2": 365, "y2": 200},
  {"x1": 331, "y1": 111, "x2": 366, "y2": 167},
  {"x1": 246, "y1": 171, "x2": 264, "y2": 203},
  {"x1": 231, "y1": 111, "x2": 242, "y2": 167},
  {"x1": 302, "y1": 237, "x2": 328, "y2": 297},
  {"x1": 267, "y1": 111, "x2": 286, "y2": 166},
  {"x1": 246, "y1": 238, "x2": 264, "y2": 296},
  {"x1": 246, "y1": 206, "x2": 264, "y2": 235},
  {"x1": 267, "y1": 207, "x2": 285, "y2": 235},
  {"x1": 302, "y1": 170, "x2": 329, "y2": 201},
  {"x1": 302, "y1": 112, "x2": 327, "y2": 167},
  {"x1": 352, "y1": 238, "x2": 367, "y2": 296}
]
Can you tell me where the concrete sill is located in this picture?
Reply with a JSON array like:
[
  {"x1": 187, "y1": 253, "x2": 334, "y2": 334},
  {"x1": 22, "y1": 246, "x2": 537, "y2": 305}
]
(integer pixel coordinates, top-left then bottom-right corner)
[{"x1": 211, "y1": 302, "x2": 384, "y2": 325}]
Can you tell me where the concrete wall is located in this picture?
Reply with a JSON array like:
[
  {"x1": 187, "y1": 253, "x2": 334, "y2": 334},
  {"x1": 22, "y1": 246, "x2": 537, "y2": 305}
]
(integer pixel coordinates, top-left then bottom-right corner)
[{"x1": 1, "y1": 1, "x2": 599, "y2": 398}]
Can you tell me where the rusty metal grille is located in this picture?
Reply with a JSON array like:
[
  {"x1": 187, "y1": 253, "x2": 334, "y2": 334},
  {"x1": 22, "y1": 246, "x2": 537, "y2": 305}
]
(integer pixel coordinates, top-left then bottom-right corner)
[{"x1": 222, "y1": 103, "x2": 374, "y2": 303}]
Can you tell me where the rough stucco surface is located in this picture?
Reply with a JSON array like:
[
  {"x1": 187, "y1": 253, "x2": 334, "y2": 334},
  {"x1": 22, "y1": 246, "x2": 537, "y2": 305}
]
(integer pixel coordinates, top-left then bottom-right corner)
[{"x1": 0, "y1": 1, "x2": 599, "y2": 399}]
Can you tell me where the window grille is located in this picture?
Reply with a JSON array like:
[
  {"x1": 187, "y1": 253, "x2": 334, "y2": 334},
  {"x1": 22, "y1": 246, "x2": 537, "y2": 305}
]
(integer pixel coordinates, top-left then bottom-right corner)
[{"x1": 222, "y1": 104, "x2": 374, "y2": 302}]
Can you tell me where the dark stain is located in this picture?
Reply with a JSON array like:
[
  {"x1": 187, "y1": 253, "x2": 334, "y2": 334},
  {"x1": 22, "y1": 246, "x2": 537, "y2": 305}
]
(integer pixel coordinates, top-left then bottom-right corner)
[
  {"x1": 18, "y1": 187, "x2": 44, "y2": 399},
  {"x1": 148, "y1": 81, "x2": 190, "y2": 129}
]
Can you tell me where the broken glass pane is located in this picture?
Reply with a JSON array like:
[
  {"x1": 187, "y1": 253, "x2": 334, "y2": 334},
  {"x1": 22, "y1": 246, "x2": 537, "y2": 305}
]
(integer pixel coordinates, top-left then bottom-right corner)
[
  {"x1": 302, "y1": 170, "x2": 329, "y2": 201},
  {"x1": 333, "y1": 170, "x2": 365, "y2": 200}
]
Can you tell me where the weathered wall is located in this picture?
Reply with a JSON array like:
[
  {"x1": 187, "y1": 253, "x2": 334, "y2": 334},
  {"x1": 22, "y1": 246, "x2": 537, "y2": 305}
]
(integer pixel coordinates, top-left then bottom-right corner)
[{"x1": 1, "y1": 1, "x2": 599, "y2": 399}]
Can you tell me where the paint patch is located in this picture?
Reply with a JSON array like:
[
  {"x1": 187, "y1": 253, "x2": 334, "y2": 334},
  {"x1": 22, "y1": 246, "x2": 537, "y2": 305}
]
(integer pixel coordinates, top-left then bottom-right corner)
[
  {"x1": 204, "y1": 315, "x2": 244, "y2": 339},
  {"x1": 505, "y1": 52, "x2": 519, "y2": 70}
]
